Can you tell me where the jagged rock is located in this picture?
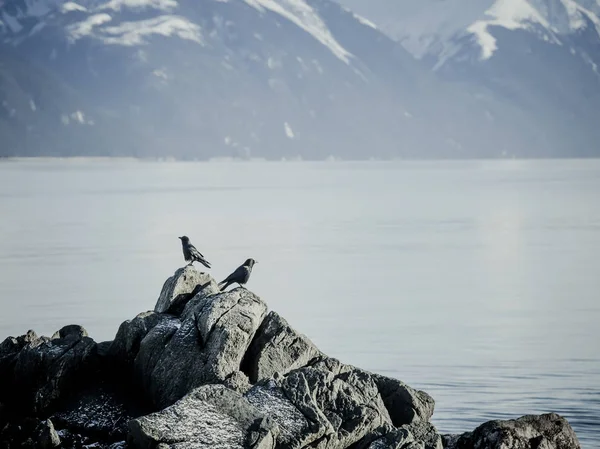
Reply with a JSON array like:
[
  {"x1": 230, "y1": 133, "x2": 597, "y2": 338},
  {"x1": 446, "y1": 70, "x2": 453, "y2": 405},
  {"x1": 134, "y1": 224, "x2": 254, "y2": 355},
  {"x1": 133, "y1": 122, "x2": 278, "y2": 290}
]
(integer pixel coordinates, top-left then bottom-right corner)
[
  {"x1": 108, "y1": 311, "x2": 173, "y2": 366},
  {"x1": 400, "y1": 422, "x2": 443, "y2": 449},
  {"x1": 369, "y1": 372, "x2": 435, "y2": 426},
  {"x1": 141, "y1": 288, "x2": 267, "y2": 408},
  {"x1": 245, "y1": 311, "x2": 323, "y2": 383},
  {"x1": 11, "y1": 327, "x2": 97, "y2": 414},
  {"x1": 35, "y1": 419, "x2": 61, "y2": 449},
  {"x1": 128, "y1": 384, "x2": 277, "y2": 449},
  {"x1": 245, "y1": 358, "x2": 393, "y2": 449},
  {"x1": 449, "y1": 413, "x2": 580, "y2": 449},
  {"x1": 154, "y1": 266, "x2": 219, "y2": 315}
]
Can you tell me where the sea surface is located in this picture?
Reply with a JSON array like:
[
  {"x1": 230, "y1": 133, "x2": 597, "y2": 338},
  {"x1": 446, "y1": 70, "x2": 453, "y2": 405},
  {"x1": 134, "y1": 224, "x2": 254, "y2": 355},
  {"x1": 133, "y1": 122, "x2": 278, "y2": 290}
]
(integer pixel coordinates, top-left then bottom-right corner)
[{"x1": 0, "y1": 158, "x2": 598, "y2": 446}]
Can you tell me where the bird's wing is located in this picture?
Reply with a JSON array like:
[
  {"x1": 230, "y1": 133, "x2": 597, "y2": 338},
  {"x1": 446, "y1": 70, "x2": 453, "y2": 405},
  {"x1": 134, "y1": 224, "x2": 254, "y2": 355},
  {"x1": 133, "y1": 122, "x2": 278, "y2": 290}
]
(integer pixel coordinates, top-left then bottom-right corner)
[
  {"x1": 220, "y1": 265, "x2": 246, "y2": 284},
  {"x1": 188, "y1": 244, "x2": 205, "y2": 259}
]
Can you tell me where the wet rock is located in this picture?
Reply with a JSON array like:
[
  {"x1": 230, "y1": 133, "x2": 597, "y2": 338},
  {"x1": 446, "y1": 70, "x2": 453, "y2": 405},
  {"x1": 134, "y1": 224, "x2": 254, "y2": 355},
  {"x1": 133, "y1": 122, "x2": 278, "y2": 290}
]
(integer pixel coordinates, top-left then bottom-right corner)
[
  {"x1": 128, "y1": 384, "x2": 277, "y2": 449},
  {"x1": 246, "y1": 358, "x2": 392, "y2": 449},
  {"x1": 244, "y1": 311, "x2": 324, "y2": 383},
  {"x1": 369, "y1": 372, "x2": 435, "y2": 426},
  {"x1": 450, "y1": 413, "x2": 580, "y2": 449},
  {"x1": 35, "y1": 419, "x2": 61, "y2": 449},
  {"x1": 143, "y1": 288, "x2": 267, "y2": 408},
  {"x1": 108, "y1": 311, "x2": 171, "y2": 366},
  {"x1": 154, "y1": 266, "x2": 219, "y2": 315}
]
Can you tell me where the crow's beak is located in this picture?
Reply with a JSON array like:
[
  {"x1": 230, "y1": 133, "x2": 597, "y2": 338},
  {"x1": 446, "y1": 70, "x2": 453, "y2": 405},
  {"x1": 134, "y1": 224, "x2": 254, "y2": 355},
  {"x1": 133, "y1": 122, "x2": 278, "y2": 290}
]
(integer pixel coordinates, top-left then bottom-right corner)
[{"x1": 178, "y1": 237, "x2": 183, "y2": 240}]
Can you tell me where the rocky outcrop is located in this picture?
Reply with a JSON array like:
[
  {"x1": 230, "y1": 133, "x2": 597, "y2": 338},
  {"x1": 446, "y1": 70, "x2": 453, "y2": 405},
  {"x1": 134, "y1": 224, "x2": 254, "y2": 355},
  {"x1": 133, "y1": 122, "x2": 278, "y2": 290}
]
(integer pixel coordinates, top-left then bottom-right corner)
[
  {"x1": 0, "y1": 267, "x2": 582, "y2": 449},
  {"x1": 444, "y1": 413, "x2": 581, "y2": 449}
]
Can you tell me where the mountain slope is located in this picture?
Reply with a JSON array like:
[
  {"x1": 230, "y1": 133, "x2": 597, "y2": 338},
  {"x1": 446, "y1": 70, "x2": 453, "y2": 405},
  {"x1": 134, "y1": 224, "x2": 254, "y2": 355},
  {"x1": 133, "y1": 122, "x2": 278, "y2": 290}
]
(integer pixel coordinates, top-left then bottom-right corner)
[{"x1": 0, "y1": 0, "x2": 598, "y2": 158}]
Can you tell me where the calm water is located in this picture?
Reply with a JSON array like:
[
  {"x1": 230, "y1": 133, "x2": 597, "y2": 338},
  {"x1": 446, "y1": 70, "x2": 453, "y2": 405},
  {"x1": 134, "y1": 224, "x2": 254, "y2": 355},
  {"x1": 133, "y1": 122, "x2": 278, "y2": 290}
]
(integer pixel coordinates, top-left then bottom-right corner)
[{"x1": 0, "y1": 159, "x2": 599, "y2": 446}]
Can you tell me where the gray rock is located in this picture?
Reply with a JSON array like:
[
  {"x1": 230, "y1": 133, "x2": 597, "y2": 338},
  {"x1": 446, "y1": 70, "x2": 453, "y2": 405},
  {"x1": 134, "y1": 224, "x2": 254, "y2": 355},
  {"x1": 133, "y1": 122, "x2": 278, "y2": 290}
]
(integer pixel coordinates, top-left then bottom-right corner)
[
  {"x1": 362, "y1": 428, "x2": 422, "y2": 449},
  {"x1": 246, "y1": 358, "x2": 393, "y2": 449},
  {"x1": 154, "y1": 266, "x2": 219, "y2": 315},
  {"x1": 140, "y1": 288, "x2": 268, "y2": 408},
  {"x1": 400, "y1": 422, "x2": 443, "y2": 449},
  {"x1": 12, "y1": 328, "x2": 97, "y2": 413},
  {"x1": 128, "y1": 384, "x2": 277, "y2": 449},
  {"x1": 133, "y1": 316, "x2": 181, "y2": 393},
  {"x1": 108, "y1": 311, "x2": 171, "y2": 365},
  {"x1": 245, "y1": 311, "x2": 324, "y2": 383},
  {"x1": 35, "y1": 419, "x2": 61, "y2": 449},
  {"x1": 224, "y1": 371, "x2": 253, "y2": 394},
  {"x1": 51, "y1": 325, "x2": 88, "y2": 340},
  {"x1": 451, "y1": 413, "x2": 580, "y2": 449},
  {"x1": 368, "y1": 372, "x2": 435, "y2": 426}
]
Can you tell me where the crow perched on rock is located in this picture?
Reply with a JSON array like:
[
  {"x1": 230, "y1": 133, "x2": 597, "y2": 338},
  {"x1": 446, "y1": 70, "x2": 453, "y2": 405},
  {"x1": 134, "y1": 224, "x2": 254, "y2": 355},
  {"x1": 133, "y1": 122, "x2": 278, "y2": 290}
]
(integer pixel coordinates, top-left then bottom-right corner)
[
  {"x1": 219, "y1": 258, "x2": 257, "y2": 291},
  {"x1": 178, "y1": 236, "x2": 211, "y2": 269}
]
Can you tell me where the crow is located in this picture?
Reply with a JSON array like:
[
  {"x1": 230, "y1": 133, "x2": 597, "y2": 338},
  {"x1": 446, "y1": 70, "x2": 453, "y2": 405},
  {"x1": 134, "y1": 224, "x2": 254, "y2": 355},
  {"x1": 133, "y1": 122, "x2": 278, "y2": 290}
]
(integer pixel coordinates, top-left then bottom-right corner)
[
  {"x1": 178, "y1": 236, "x2": 211, "y2": 269},
  {"x1": 219, "y1": 258, "x2": 257, "y2": 291}
]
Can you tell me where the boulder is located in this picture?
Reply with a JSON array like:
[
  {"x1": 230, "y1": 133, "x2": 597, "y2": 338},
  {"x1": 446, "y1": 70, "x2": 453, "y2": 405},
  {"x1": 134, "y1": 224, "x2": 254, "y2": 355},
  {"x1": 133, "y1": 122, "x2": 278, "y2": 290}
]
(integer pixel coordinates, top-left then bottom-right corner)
[
  {"x1": 108, "y1": 312, "x2": 172, "y2": 366},
  {"x1": 245, "y1": 358, "x2": 393, "y2": 449},
  {"x1": 368, "y1": 373, "x2": 435, "y2": 426},
  {"x1": 154, "y1": 266, "x2": 219, "y2": 315},
  {"x1": 244, "y1": 311, "x2": 324, "y2": 383},
  {"x1": 140, "y1": 288, "x2": 268, "y2": 408},
  {"x1": 11, "y1": 326, "x2": 97, "y2": 414},
  {"x1": 449, "y1": 413, "x2": 580, "y2": 449},
  {"x1": 128, "y1": 384, "x2": 277, "y2": 449}
]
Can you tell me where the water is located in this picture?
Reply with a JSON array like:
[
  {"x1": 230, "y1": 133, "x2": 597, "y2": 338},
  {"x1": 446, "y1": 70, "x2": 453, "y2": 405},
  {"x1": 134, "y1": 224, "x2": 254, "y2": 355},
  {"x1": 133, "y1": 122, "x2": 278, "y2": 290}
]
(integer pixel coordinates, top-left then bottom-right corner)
[{"x1": 0, "y1": 159, "x2": 598, "y2": 446}]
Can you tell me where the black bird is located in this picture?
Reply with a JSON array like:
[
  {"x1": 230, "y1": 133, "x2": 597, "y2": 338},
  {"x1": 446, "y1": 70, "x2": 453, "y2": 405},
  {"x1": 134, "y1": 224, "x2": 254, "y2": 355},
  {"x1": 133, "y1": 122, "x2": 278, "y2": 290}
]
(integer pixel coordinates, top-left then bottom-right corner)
[
  {"x1": 219, "y1": 258, "x2": 257, "y2": 291},
  {"x1": 178, "y1": 236, "x2": 211, "y2": 269}
]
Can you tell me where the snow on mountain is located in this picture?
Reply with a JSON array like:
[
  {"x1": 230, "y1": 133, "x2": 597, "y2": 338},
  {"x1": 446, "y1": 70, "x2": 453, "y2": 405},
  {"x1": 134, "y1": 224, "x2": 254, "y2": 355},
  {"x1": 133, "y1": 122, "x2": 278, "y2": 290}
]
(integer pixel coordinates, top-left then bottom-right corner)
[
  {"x1": 242, "y1": 0, "x2": 352, "y2": 63},
  {"x1": 468, "y1": 0, "x2": 556, "y2": 59},
  {"x1": 1, "y1": 0, "x2": 599, "y2": 158}
]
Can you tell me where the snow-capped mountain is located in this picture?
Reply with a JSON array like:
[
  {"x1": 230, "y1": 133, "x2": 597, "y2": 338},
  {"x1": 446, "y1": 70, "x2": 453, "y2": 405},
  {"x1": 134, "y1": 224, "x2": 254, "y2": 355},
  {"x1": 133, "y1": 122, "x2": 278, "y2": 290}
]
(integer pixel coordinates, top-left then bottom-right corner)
[{"x1": 0, "y1": 0, "x2": 598, "y2": 158}]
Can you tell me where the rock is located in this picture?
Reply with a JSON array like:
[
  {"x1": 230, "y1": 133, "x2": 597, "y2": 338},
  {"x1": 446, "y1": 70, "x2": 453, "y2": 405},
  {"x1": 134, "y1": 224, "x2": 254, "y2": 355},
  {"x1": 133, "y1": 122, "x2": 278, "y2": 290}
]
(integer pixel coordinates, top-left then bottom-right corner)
[
  {"x1": 400, "y1": 422, "x2": 443, "y2": 449},
  {"x1": 244, "y1": 311, "x2": 324, "y2": 383},
  {"x1": 11, "y1": 328, "x2": 97, "y2": 414},
  {"x1": 35, "y1": 419, "x2": 61, "y2": 449},
  {"x1": 452, "y1": 413, "x2": 580, "y2": 449},
  {"x1": 363, "y1": 428, "x2": 422, "y2": 449},
  {"x1": 128, "y1": 384, "x2": 277, "y2": 449},
  {"x1": 51, "y1": 384, "x2": 138, "y2": 441},
  {"x1": 51, "y1": 324, "x2": 88, "y2": 340},
  {"x1": 108, "y1": 311, "x2": 172, "y2": 366},
  {"x1": 154, "y1": 266, "x2": 219, "y2": 315},
  {"x1": 369, "y1": 372, "x2": 435, "y2": 426},
  {"x1": 142, "y1": 288, "x2": 267, "y2": 408},
  {"x1": 224, "y1": 371, "x2": 253, "y2": 394},
  {"x1": 245, "y1": 358, "x2": 393, "y2": 449}
]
